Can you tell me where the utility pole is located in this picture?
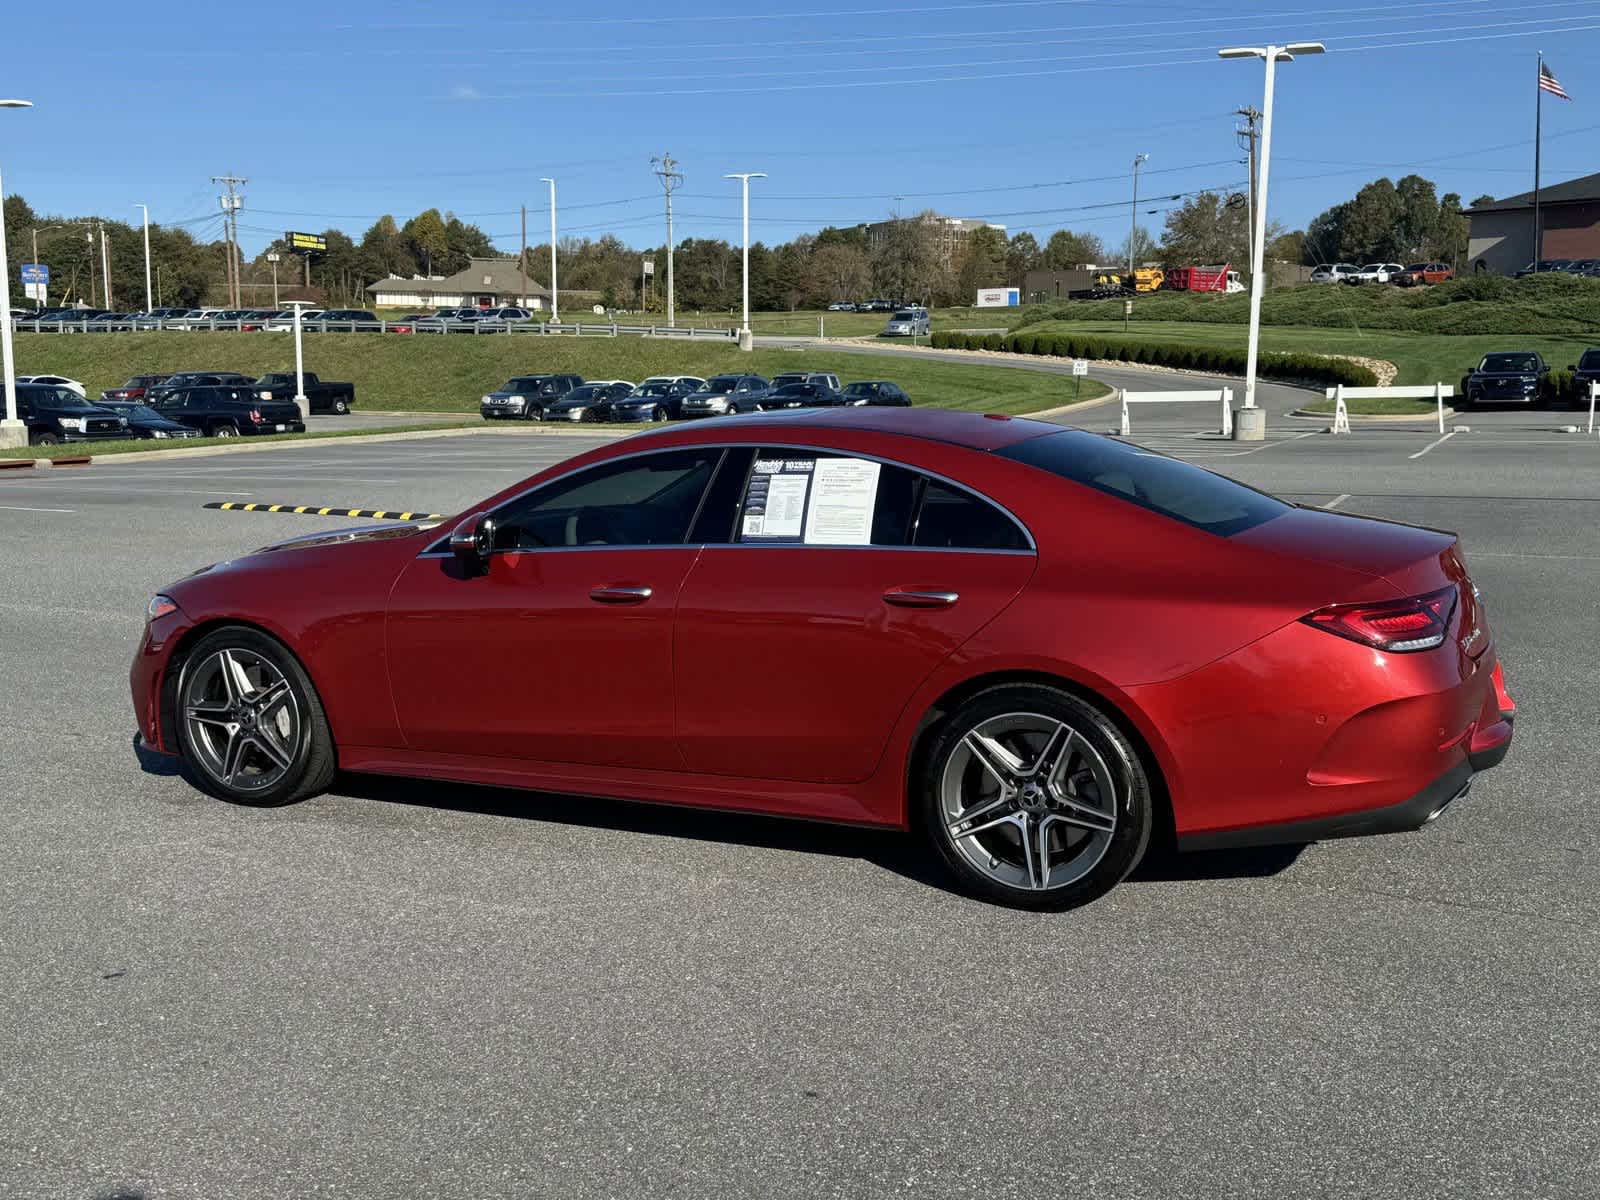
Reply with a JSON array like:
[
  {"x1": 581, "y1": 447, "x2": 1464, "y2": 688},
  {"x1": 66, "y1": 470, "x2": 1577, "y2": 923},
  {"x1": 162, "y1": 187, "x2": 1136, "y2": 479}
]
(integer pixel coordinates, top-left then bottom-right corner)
[
  {"x1": 519, "y1": 204, "x2": 528, "y2": 309},
  {"x1": 101, "y1": 227, "x2": 112, "y2": 309},
  {"x1": 652, "y1": 152, "x2": 682, "y2": 327},
  {"x1": 213, "y1": 173, "x2": 246, "y2": 307},
  {"x1": 85, "y1": 227, "x2": 97, "y2": 307},
  {"x1": 267, "y1": 252, "x2": 280, "y2": 306},
  {"x1": 135, "y1": 204, "x2": 153, "y2": 313},
  {"x1": 541, "y1": 177, "x2": 559, "y2": 323},
  {"x1": 1129, "y1": 154, "x2": 1148, "y2": 279},
  {"x1": 1235, "y1": 107, "x2": 1262, "y2": 273}
]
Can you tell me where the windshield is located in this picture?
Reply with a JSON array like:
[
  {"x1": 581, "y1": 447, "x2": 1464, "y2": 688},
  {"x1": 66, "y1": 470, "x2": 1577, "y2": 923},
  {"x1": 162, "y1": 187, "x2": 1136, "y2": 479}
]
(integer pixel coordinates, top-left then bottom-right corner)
[
  {"x1": 1480, "y1": 354, "x2": 1540, "y2": 373},
  {"x1": 703, "y1": 376, "x2": 741, "y2": 392},
  {"x1": 1580, "y1": 351, "x2": 1600, "y2": 370},
  {"x1": 890, "y1": 311, "x2": 915, "y2": 321},
  {"x1": 504, "y1": 378, "x2": 546, "y2": 391},
  {"x1": 126, "y1": 404, "x2": 162, "y2": 421},
  {"x1": 633, "y1": 383, "x2": 669, "y2": 397},
  {"x1": 41, "y1": 388, "x2": 94, "y2": 409},
  {"x1": 565, "y1": 386, "x2": 601, "y2": 402}
]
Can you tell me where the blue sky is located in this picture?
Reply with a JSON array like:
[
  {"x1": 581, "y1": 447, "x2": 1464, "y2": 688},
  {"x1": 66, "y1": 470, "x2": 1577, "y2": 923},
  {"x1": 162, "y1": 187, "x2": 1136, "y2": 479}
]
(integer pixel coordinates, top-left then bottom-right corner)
[{"x1": 4, "y1": 0, "x2": 1598, "y2": 259}]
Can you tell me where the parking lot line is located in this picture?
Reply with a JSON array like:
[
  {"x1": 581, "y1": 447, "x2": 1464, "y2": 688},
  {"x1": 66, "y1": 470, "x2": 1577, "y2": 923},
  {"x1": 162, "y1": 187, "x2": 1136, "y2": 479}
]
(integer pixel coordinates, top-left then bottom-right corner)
[
  {"x1": 1409, "y1": 431, "x2": 1458, "y2": 459},
  {"x1": 0, "y1": 504, "x2": 74, "y2": 513},
  {"x1": 1321, "y1": 494, "x2": 1352, "y2": 509}
]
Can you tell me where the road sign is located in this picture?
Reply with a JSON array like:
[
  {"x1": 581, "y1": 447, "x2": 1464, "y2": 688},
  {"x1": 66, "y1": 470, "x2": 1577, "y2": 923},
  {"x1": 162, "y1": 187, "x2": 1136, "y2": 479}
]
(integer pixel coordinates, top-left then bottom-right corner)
[
  {"x1": 643, "y1": 259, "x2": 655, "y2": 276},
  {"x1": 1072, "y1": 359, "x2": 1089, "y2": 376},
  {"x1": 20, "y1": 263, "x2": 47, "y2": 285}
]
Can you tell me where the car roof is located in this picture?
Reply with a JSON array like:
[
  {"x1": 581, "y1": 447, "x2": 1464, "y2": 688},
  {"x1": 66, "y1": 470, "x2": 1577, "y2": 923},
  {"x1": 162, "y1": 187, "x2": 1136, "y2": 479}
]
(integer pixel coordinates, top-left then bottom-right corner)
[{"x1": 646, "y1": 407, "x2": 1059, "y2": 452}]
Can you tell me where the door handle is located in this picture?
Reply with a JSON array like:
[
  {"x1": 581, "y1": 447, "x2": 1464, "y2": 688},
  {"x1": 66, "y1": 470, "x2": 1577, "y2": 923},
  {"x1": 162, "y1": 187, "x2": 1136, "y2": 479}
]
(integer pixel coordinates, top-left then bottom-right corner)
[
  {"x1": 590, "y1": 585, "x2": 653, "y2": 605},
  {"x1": 883, "y1": 589, "x2": 959, "y2": 609}
]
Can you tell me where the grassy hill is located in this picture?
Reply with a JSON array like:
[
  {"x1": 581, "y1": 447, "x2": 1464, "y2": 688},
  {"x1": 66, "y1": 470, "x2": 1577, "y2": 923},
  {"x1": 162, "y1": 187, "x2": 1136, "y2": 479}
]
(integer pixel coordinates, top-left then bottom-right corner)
[{"x1": 14, "y1": 331, "x2": 1106, "y2": 416}]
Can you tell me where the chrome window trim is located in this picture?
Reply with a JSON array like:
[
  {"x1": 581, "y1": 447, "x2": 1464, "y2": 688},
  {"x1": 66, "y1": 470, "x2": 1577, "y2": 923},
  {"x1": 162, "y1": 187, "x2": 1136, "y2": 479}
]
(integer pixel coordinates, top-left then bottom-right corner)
[{"x1": 419, "y1": 439, "x2": 1037, "y2": 558}]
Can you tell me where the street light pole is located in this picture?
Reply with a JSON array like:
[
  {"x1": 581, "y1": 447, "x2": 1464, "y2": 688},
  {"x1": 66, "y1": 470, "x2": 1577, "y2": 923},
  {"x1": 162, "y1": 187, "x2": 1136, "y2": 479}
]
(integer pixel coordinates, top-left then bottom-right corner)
[
  {"x1": 1219, "y1": 41, "x2": 1323, "y2": 436},
  {"x1": 1129, "y1": 153, "x2": 1148, "y2": 279},
  {"x1": 135, "y1": 204, "x2": 153, "y2": 313},
  {"x1": 540, "y1": 177, "x2": 558, "y2": 323},
  {"x1": 0, "y1": 99, "x2": 35, "y2": 452},
  {"x1": 267, "y1": 252, "x2": 280, "y2": 307},
  {"x1": 725, "y1": 172, "x2": 766, "y2": 350},
  {"x1": 287, "y1": 300, "x2": 312, "y2": 422}
]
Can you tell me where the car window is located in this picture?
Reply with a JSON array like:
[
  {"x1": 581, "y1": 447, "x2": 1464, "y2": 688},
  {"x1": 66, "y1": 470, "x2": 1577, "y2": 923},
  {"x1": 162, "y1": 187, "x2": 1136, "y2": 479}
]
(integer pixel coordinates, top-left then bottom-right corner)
[
  {"x1": 999, "y1": 430, "x2": 1287, "y2": 537},
  {"x1": 1480, "y1": 354, "x2": 1539, "y2": 372},
  {"x1": 912, "y1": 481, "x2": 1029, "y2": 550},
  {"x1": 491, "y1": 448, "x2": 720, "y2": 551},
  {"x1": 1579, "y1": 351, "x2": 1600, "y2": 370}
]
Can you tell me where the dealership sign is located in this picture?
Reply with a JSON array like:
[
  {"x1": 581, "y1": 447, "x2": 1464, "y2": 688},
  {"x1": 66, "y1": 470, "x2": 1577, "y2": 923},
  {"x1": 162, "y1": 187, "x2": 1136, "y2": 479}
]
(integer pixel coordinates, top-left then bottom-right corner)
[
  {"x1": 286, "y1": 231, "x2": 327, "y2": 253},
  {"x1": 975, "y1": 287, "x2": 1020, "y2": 307}
]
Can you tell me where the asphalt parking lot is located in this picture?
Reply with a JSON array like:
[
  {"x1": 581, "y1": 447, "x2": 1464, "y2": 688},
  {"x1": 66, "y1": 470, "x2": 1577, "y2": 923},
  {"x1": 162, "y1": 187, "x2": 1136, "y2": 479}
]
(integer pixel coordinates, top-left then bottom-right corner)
[{"x1": 2, "y1": 405, "x2": 1597, "y2": 1198}]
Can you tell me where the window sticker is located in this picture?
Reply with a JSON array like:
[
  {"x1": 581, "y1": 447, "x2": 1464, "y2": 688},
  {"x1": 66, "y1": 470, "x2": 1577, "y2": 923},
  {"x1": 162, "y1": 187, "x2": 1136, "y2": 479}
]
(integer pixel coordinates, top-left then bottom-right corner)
[
  {"x1": 803, "y1": 458, "x2": 881, "y2": 545},
  {"x1": 741, "y1": 458, "x2": 815, "y2": 542}
]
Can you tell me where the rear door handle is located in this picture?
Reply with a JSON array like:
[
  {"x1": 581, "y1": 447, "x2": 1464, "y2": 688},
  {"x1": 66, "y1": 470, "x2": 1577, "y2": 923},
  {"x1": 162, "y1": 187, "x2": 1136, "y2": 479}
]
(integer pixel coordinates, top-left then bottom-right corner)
[
  {"x1": 590, "y1": 585, "x2": 653, "y2": 605},
  {"x1": 883, "y1": 589, "x2": 959, "y2": 609}
]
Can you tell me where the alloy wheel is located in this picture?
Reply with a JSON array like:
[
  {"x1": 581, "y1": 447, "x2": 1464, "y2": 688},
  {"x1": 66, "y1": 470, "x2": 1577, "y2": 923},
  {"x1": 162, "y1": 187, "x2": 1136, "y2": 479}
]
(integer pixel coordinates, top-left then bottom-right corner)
[
  {"x1": 939, "y1": 711, "x2": 1119, "y2": 893},
  {"x1": 181, "y1": 647, "x2": 303, "y2": 794}
]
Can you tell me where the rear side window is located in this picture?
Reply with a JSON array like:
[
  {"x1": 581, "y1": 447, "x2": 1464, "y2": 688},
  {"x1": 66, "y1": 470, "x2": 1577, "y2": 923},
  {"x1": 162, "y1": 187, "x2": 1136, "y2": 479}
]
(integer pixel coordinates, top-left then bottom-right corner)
[
  {"x1": 999, "y1": 430, "x2": 1287, "y2": 537},
  {"x1": 913, "y1": 481, "x2": 1029, "y2": 550}
]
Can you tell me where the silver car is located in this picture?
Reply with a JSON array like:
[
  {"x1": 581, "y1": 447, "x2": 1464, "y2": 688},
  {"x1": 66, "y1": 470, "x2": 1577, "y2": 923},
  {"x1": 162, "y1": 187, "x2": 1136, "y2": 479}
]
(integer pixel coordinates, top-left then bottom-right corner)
[{"x1": 881, "y1": 308, "x2": 930, "y2": 337}]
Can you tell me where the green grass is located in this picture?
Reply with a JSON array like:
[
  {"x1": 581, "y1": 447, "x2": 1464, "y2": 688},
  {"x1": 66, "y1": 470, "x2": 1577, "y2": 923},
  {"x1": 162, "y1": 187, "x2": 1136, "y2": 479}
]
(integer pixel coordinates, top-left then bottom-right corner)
[
  {"x1": 1301, "y1": 397, "x2": 1438, "y2": 415},
  {"x1": 10, "y1": 421, "x2": 482, "y2": 459},
  {"x1": 16, "y1": 331, "x2": 1109, "y2": 417},
  {"x1": 1013, "y1": 319, "x2": 1596, "y2": 387}
]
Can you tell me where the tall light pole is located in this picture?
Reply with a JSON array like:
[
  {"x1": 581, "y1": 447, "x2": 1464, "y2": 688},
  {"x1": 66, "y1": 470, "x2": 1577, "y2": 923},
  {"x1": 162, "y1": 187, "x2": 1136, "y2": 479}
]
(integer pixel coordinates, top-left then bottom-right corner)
[
  {"x1": 1219, "y1": 40, "x2": 1324, "y2": 437},
  {"x1": 540, "y1": 177, "x2": 558, "y2": 323},
  {"x1": 1129, "y1": 153, "x2": 1148, "y2": 278},
  {"x1": 725, "y1": 172, "x2": 766, "y2": 350},
  {"x1": 0, "y1": 99, "x2": 34, "y2": 452},
  {"x1": 134, "y1": 204, "x2": 153, "y2": 314}
]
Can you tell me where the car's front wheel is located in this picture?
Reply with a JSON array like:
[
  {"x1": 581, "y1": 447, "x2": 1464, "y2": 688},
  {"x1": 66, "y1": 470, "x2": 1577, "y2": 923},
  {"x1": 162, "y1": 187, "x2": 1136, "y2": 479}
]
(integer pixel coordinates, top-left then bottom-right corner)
[
  {"x1": 652, "y1": 406, "x2": 668, "y2": 422},
  {"x1": 211, "y1": 422, "x2": 238, "y2": 438},
  {"x1": 31, "y1": 431, "x2": 61, "y2": 446},
  {"x1": 915, "y1": 684, "x2": 1153, "y2": 910},
  {"x1": 174, "y1": 626, "x2": 336, "y2": 807},
  {"x1": 527, "y1": 405, "x2": 544, "y2": 422}
]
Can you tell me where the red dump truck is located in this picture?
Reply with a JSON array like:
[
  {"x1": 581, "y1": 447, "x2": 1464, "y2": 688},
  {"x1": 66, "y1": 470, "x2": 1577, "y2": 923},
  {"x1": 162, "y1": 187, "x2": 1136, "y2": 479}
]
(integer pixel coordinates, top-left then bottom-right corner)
[{"x1": 1164, "y1": 264, "x2": 1244, "y2": 294}]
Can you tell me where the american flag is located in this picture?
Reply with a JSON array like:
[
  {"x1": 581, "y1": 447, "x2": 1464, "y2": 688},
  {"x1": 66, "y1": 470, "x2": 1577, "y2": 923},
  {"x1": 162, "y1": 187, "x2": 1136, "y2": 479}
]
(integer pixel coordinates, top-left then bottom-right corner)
[{"x1": 1540, "y1": 62, "x2": 1571, "y2": 100}]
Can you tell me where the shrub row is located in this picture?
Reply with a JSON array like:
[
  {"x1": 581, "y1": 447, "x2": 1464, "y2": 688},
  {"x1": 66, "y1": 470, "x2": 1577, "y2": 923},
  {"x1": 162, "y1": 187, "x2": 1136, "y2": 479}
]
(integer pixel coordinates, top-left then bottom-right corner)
[{"x1": 931, "y1": 330, "x2": 1379, "y2": 387}]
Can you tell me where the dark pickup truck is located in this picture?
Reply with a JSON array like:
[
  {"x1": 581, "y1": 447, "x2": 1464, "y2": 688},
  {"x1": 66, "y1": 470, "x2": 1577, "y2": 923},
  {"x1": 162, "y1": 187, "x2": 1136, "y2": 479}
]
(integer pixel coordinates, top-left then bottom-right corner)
[
  {"x1": 7, "y1": 383, "x2": 132, "y2": 445},
  {"x1": 253, "y1": 372, "x2": 355, "y2": 414},
  {"x1": 1461, "y1": 352, "x2": 1550, "y2": 408},
  {"x1": 149, "y1": 385, "x2": 307, "y2": 438}
]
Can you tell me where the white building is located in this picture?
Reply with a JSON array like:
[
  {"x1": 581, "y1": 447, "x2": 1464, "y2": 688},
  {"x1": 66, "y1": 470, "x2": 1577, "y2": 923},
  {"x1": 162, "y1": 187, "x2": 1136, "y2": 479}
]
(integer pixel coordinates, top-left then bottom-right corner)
[{"x1": 367, "y1": 258, "x2": 553, "y2": 309}]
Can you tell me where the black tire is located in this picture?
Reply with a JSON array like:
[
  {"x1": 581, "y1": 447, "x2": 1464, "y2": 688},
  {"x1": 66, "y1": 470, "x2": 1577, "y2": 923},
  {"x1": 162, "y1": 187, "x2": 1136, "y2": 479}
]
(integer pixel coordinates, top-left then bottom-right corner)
[
  {"x1": 174, "y1": 625, "x2": 336, "y2": 808},
  {"x1": 332, "y1": 398, "x2": 350, "y2": 415},
  {"x1": 211, "y1": 422, "x2": 238, "y2": 438},
  {"x1": 652, "y1": 405, "x2": 668, "y2": 423},
  {"x1": 914, "y1": 683, "x2": 1154, "y2": 911},
  {"x1": 528, "y1": 405, "x2": 545, "y2": 422},
  {"x1": 31, "y1": 430, "x2": 61, "y2": 446}
]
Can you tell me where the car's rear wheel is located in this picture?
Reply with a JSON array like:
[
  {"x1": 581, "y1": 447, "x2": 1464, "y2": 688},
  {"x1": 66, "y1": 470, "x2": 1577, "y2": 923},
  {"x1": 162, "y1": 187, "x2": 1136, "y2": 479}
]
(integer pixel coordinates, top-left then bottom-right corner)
[
  {"x1": 332, "y1": 398, "x2": 349, "y2": 415},
  {"x1": 915, "y1": 684, "x2": 1153, "y2": 911},
  {"x1": 528, "y1": 405, "x2": 544, "y2": 422},
  {"x1": 212, "y1": 422, "x2": 238, "y2": 438},
  {"x1": 175, "y1": 626, "x2": 335, "y2": 808}
]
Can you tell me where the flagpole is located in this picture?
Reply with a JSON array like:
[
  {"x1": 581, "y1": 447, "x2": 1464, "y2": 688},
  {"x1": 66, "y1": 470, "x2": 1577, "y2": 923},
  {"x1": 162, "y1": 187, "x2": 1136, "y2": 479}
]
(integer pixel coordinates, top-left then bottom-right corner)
[{"x1": 1534, "y1": 51, "x2": 1543, "y2": 271}]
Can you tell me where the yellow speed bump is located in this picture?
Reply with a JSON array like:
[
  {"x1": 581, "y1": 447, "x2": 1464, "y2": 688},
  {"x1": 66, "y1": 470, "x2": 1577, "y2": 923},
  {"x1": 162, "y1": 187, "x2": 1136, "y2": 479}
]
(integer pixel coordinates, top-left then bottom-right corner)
[{"x1": 204, "y1": 501, "x2": 443, "y2": 521}]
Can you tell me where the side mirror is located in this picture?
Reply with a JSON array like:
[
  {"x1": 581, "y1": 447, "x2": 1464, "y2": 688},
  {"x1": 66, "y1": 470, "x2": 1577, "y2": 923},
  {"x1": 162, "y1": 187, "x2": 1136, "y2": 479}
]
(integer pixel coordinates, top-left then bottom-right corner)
[
  {"x1": 449, "y1": 511, "x2": 496, "y2": 576},
  {"x1": 1569, "y1": 364, "x2": 1577, "y2": 371},
  {"x1": 1541, "y1": 365, "x2": 1551, "y2": 374}
]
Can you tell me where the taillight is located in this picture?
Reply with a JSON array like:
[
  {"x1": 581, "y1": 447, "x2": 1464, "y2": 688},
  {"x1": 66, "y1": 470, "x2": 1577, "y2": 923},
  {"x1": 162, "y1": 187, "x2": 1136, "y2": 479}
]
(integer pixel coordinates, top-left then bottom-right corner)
[
  {"x1": 1301, "y1": 586, "x2": 1458, "y2": 653},
  {"x1": 249, "y1": 409, "x2": 264, "y2": 423}
]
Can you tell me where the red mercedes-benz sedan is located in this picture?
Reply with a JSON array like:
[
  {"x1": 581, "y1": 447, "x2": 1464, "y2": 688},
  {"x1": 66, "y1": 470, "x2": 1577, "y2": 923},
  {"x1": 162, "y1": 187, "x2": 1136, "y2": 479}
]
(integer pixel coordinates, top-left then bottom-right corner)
[{"x1": 130, "y1": 409, "x2": 1515, "y2": 909}]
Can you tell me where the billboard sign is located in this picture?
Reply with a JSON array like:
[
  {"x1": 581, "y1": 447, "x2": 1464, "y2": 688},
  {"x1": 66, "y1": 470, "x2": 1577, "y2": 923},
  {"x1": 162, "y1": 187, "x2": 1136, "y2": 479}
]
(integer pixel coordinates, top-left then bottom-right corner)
[
  {"x1": 21, "y1": 263, "x2": 48, "y2": 285},
  {"x1": 286, "y1": 231, "x2": 327, "y2": 254},
  {"x1": 975, "y1": 286, "x2": 1020, "y2": 307}
]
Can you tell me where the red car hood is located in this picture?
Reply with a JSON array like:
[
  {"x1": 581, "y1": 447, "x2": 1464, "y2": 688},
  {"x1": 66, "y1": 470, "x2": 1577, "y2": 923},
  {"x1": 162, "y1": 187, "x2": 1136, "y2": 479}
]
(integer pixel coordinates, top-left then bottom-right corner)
[{"x1": 251, "y1": 521, "x2": 438, "y2": 555}]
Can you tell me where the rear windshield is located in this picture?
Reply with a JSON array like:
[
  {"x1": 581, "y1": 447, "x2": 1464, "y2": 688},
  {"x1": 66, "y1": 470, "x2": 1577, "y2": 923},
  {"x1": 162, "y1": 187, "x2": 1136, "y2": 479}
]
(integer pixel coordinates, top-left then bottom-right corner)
[
  {"x1": 1580, "y1": 351, "x2": 1600, "y2": 370},
  {"x1": 998, "y1": 430, "x2": 1288, "y2": 537},
  {"x1": 704, "y1": 376, "x2": 741, "y2": 391}
]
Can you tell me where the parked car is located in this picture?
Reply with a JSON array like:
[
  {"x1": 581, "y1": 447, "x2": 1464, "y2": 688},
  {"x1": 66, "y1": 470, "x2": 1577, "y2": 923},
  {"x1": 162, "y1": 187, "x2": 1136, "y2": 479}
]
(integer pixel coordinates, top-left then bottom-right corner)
[
  {"x1": 679, "y1": 374, "x2": 771, "y2": 417},
  {"x1": 7, "y1": 382, "x2": 131, "y2": 445},
  {"x1": 770, "y1": 371, "x2": 843, "y2": 392},
  {"x1": 253, "y1": 373, "x2": 355, "y2": 415},
  {"x1": 1393, "y1": 262, "x2": 1455, "y2": 287},
  {"x1": 131, "y1": 410, "x2": 1514, "y2": 911},
  {"x1": 475, "y1": 306, "x2": 535, "y2": 329},
  {"x1": 1346, "y1": 263, "x2": 1406, "y2": 285},
  {"x1": 1310, "y1": 263, "x2": 1360, "y2": 283},
  {"x1": 1461, "y1": 352, "x2": 1550, "y2": 408},
  {"x1": 95, "y1": 399, "x2": 202, "y2": 440},
  {"x1": 765, "y1": 382, "x2": 843, "y2": 409},
  {"x1": 1567, "y1": 348, "x2": 1600, "y2": 405},
  {"x1": 385, "y1": 313, "x2": 429, "y2": 334},
  {"x1": 146, "y1": 372, "x2": 255, "y2": 406},
  {"x1": 1513, "y1": 260, "x2": 1574, "y2": 278},
  {"x1": 544, "y1": 380, "x2": 637, "y2": 423},
  {"x1": 149, "y1": 385, "x2": 307, "y2": 437},
  {"x1": 479, "y1": 374, "x2": 584, "y2": 421},
  {"x1": 16, "y1": 374, "x2": 87, "y2": 396},
  {"x1": 882, "y1": 308, "x2": 930, "y2": 337},
  {"x1": 826, "y1": 301, "x2": 857, "y2": 311},
  {"x1": 102, "y1": 375, "x2": 170, "y2": 402},
  {"x1": 839, "y1": 380, "x2": 912, "y2": 407},
  {"x1": 263, "y1": 310, "x2": 324, "y2": 332},
  {"x1": 87, "y1": 311, "x2": 134, "y2": 328},
  {"x1": 312, "y1": 309, "x2": 381, "y2": 329},
  {"x1": 608, "y1": 376, "x2": 706, "y2": 423},
  {"x1": 144, "y1": 307, "x2": 190, "y2": 322}
]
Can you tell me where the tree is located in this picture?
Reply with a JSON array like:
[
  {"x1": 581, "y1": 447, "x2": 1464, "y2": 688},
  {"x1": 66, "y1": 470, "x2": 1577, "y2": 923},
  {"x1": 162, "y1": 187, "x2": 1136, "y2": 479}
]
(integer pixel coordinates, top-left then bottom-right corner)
[
  {"x1": 810, "y1": 240, "x2": 871, "y2": 302},
  {"x1": 1435, "y1": 193, "x2": 1471, "y2": 269},
  {"x1": 1041, "y1": 229, "x2": 1105, "y2": 269},
  {"x1": 1159, "y1": 191, "x2": 1249, "y2": 267},
  {"x1": 1266, "y1": 230, "x2": 1307, "y2": 264},
  {"x1": 442, "y1": 212, "x2": 494, "y2": 275},
  {"x1": 955, "y1": 225, "x2": 1007, "y2": 299},
  {"x1": 401, "y1": 208, "x2": 449, "y2": 275},
  {"x1": 1339, "y1": 178, "x2": 1404, "y2": 262},
  {"x1": 1392, "y1": 175, "x2": 1441, "y2": 260},
  {"x1": 1005, "y1": 232, "x2": 1040, "y2": 286},
  {"x1": 1116, "y1": 224, "x2": 1158, "y2": 269}
]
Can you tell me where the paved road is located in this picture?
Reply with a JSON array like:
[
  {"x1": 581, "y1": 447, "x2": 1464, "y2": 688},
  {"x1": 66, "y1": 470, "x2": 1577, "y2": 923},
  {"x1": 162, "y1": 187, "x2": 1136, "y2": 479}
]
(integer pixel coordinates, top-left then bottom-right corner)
[{"x1": 2, "y1": 424, "x2": 1597, "y2": 1198}]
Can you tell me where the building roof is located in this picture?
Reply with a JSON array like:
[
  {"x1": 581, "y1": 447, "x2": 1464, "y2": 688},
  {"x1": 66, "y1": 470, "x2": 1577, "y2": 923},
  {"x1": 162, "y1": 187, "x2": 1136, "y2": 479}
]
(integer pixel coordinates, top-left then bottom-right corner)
[
  {"x1": 1471, "y1": 172, "x2": 1600, "y2": 213},
  {"x1": 368, "y1": 258, "x2": 550, "y2": 298}
]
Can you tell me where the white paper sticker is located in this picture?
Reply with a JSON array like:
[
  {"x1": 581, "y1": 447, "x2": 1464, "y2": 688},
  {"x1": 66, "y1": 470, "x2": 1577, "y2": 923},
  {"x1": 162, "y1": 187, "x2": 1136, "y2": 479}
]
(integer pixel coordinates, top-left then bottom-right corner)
[
  {"x1": 803, "y1": 458, "x2": 881, "y2": 545},
  {"x1": 760, "y1": 473, "x2": 810, "y2": 538}
]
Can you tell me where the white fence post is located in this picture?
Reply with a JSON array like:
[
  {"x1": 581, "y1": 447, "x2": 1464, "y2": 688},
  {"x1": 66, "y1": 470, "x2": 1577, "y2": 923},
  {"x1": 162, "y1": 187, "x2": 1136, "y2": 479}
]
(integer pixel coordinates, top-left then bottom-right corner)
[
  {"x1": 1221, "y1": 387, "x2": 1234, "y2": 437},
  {"x1": 1332, "y1": 384, "x2": 1350, "y2": 434},
  {"x1": 1118, "y1": 389, "x2": 1131, "y2": 436},
  {"x1": 1435, "y1": 381, "x2": 1445, "y2": 433},
  {"x1": 1590, "y1": 380, "x2": 1598, "y2": 435}
]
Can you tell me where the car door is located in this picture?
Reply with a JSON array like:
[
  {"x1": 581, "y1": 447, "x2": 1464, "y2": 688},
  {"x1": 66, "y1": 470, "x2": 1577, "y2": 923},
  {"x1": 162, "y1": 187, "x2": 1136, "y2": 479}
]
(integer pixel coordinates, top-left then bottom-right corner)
[
  {"x1": 384, "y1": 446, "x2": 725, "y2": 770},
  {"x1": 674, "y1": 448, "x2": 1038, "y2": 784}
]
